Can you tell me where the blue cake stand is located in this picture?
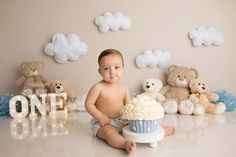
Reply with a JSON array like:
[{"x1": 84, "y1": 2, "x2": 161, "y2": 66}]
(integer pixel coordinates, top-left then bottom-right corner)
[{"x1": 122, "y1": 125, "x2": 164, "y2": 148}]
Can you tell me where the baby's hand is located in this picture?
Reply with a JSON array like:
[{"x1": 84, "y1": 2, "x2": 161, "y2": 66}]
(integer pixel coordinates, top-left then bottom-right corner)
[{"x1": 98, "y1": 114, "x2": 110, "y2": 126}]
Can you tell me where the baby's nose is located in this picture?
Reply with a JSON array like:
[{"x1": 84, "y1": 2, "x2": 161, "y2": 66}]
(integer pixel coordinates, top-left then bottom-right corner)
[{"x1": 110, "y1": 67, "x2": 116, "y2": 74}]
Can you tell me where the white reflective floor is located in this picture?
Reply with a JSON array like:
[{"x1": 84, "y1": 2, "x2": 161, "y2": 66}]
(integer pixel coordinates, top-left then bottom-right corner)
[{"x1": 0, "y1": 111, "x2": 236, "y2": 157}]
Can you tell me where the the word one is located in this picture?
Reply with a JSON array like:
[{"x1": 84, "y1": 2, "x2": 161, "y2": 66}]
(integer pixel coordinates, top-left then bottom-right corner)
[{"x1": 9, "y1": 93, "x2": 68, "y2": 118}]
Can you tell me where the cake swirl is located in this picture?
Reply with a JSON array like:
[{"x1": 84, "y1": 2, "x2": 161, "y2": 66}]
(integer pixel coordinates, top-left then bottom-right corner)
[{"x1": 123, "y1": 94, "x2": 164, "y2": 120}]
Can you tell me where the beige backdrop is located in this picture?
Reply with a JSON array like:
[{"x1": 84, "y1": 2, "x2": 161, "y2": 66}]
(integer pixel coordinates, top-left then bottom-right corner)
[{"x1": 1, "y1": 0, "x2": 236, "y2": 96}]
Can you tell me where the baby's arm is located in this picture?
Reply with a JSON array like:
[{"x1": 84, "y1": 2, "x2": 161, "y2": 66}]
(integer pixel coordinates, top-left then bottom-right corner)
[
  {"x1": 85, "y1": 84, "x2": 110, "y2": 126},
  {"x1": 124, "y1": 86, "x2": 130, "y2": 105},
  {"x1": 122, "y1": 86, "x2": 130, "y2": 124}
]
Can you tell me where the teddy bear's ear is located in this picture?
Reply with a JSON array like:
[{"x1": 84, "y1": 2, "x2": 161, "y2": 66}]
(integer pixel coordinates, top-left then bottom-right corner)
[
  {"x1": 165, "y1": 64, "x2": 176, "y2": 75},
  {"x1": 190, "y1": 68, "x2": 198, "y2": 78},
  {"x1": 143, "y1": 79, "x2": 148, "y2": 84},
  {"x1": 48, "y1": 80, "x2": 55, "y2": 92},
  {"x1": 48, "y1": 80, "x2": 53, "y2": 85},
  {"x1": 62, "y1": 80, "x2": 69, "y2": 89},
  {"x1": 21, "y1": 62, "x2": 28, "y2": 69},
  {"x1": 189, "y1": 79, "x2": 195, "y2": 89},
  {"x1": 62, "y1": 80, "x2": 69, "y2": 85},
  {"x1": 37, "y1": 61, "x2": 44, "y2": 69}
]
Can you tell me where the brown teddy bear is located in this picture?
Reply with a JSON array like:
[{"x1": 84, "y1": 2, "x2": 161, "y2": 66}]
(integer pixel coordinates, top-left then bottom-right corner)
[
  {"x1": 189, "y1": 79, "x2": 226, "y2": 114},
  {"x1": 48, "y1": 80, "x2": 76, "y2": 110},
  {"x1": 160, "y1": 64, "x2": 198, "y2": 114},
  {"x1": 16, "y1": 61, "x2": 48, "y2": 96}
]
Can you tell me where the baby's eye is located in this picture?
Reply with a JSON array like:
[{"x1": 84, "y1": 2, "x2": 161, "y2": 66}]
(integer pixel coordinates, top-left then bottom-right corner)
[
  {"x1": 104, "y1": 67, "x2": 109, "y2": 70},
  {"x1": 115, "y1": 66, "x2": 120, "y2": 69}
]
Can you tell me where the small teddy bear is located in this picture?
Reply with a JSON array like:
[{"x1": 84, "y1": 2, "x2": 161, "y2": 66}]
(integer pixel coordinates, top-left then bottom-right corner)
[
  {"x1": 142, "y1": 78, "x2": 165, "y2": 103},
  {"x1": 48, "y1": 80, "x2": 76, "y2": 110},
  {"x1": 160, "y1": 64, "x2": 198, "y2": 114},
  {"x1": 189, "y1": 79, "x2": 226, "y2": 114},
  {"x1": 16, "y1": 61, "x2": 48, "y2": 96}
]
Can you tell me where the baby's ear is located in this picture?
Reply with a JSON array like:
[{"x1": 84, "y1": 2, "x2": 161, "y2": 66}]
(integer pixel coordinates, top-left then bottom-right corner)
[{"x1": 98, "y1": 68, "x2": 101, "y2": 75}]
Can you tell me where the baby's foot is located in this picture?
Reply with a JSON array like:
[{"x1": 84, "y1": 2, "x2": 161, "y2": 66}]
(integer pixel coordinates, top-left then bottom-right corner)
[
  {"x1": 163, "y1": 126, "x2": 175, "y2": 136},
  {"x1": 125, "y1": 141, "x2": 136, "y2": 154}
]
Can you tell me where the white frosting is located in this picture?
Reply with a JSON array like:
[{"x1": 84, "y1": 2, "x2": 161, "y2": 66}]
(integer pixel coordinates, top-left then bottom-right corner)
[{"x1": 123, "y1": 94, "x2": 164, "y2": 120}]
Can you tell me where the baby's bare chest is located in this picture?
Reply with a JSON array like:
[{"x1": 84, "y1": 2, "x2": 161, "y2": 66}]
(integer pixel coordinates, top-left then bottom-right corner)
[{"x1": 98, "y1": 90, "x2": 124, "y2": 104}]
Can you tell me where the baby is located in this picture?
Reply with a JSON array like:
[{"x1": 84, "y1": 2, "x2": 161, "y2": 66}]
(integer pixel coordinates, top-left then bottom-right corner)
[{"x1": 85, "y1": 49, "x2": 174, "y2": 154}]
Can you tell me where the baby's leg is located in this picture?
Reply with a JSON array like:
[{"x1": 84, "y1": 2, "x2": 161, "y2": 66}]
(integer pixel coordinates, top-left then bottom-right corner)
[
  {"x1": 96, "y1": 125, "x2": 136, "y2": 154},
  {"x1": 163, "y1": 126, "x2": 175, "y2": 136}
]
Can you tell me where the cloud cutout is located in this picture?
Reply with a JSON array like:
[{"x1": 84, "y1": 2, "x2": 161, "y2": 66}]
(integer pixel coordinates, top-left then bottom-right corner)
[
  {"x1": 44, "y1": 33, "x2": 88, "y2": 64},
  {"x1": 189, "y1": 27, "x2": 224, "y2": 46},
  {"x1": 136, "y1": 50, "x2": 171, "y2": 69},
  {"x1": 95, "y1": 11, "x2": 131, "y2": 33}
]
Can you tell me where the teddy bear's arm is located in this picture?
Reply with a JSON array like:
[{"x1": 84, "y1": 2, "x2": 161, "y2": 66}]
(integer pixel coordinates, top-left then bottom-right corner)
[
  {"x1": 156, "y1": 93, "x2": 165, "y2": 103},
  {"x1": 67, "y1": 90, "x2": 76, "y2": 101},
  {"x1": 160, "y1": 85, "x2": 171, "y2": 95},
  {"x1": 16, "y1": 76, "x2": 26, "y2": 85},
  {"x1": 41, "y1": 77, "x2": 49, "y2": 86},
  {"x1": 189, "y1": 94, "x2": 199, "y2": 104},
  {"x1": 207, "y1": 92, "x2": 219, "y2": 102}
]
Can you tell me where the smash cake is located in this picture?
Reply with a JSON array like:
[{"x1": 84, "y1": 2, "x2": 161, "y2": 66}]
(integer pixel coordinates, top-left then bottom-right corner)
[{"x1": 123, "y1": 94, "x2": 164, "y2": 133}]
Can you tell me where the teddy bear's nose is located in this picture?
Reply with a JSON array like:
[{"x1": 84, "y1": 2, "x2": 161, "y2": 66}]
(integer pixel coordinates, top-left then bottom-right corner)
[
  {"x1": 56, "y1": 86, "x2": 61, "y2": 89},
  {"x1": 202, "y1": 86, "x2": 205, "y2": 90},
  {"x1": 146, "y1": 85, "x2": 150, "y2": 88},
  {"x1": 31, "y1": 68, "x2": 36, "y2": 72}
]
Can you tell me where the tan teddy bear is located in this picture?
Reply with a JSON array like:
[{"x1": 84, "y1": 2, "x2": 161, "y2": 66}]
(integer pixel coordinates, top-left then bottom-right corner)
[
  {"x1": 142, "y1": 78, "x2": 165, "y2": 103},
  {"x1": 48, "y1": 80, "x2": 76, "y2": 110},
  {"x1": 160, "y1": 64, "x2": 198, "y2": 114},
  {"x1": 16, "y1": 61, "x2": 48, "y2": 96},
  {"x1": 189, "y1": 79, "x2": 226, "y2": 114}
]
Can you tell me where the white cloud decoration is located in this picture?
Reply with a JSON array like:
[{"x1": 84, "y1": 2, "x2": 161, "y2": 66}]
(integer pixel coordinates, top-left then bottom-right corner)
[
  {"x1": 44, "y1": 33, "x2": 88, "y2": 64},
  {"x1": 135, "y1": 50, "x2": 171, "y2": 69},
  {"x1": 189, "y1": 27, "x2": 224, "y2": 46},
  {"x1": 95, "y1": 11, "x2": 131, "y2": 33}
]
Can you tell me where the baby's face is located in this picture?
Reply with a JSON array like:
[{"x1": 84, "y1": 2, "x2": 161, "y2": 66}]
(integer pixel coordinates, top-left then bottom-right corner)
[{"x1": 98, "y1": 54, "x2": 124, "y2": 84}]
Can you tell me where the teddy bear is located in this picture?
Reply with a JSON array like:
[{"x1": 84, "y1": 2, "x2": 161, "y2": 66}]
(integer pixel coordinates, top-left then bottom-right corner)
[
  {"x1": 16, "y1": 61, "x2": 48, "y2": 96},
  {"x1": 160, "y1": 64, "x2": 198, "y2": 114},
  {"x1": 189, "y1": 79, "x2": 226, "y2": 114},
  {"x1": 142, "y1": 78, "x2": 165, "y2": 103},
  {"x1": 48, "y1": 80, "x2": 76, "y2": 111}
]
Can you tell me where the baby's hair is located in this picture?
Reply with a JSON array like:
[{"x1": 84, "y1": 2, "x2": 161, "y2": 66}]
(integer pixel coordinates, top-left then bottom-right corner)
[{"x1": 98, "y1": 49, "x2": 124, "y2": 66}]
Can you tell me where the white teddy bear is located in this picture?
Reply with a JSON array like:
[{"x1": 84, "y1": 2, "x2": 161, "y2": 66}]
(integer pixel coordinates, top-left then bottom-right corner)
[{"x1": 142, "y1": 78, "x2": 165, "y2": 103}]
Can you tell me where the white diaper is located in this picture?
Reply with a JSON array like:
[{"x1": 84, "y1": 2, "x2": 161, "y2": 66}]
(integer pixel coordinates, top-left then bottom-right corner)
[{"x1": 90, "y1": 117, "x2": 126, "y2": 136}]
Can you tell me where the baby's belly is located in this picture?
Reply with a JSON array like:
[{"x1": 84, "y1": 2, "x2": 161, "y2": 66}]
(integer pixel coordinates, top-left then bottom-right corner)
[{"x1": 96, "y1": 104, "x2": 123, "y2": 119}]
